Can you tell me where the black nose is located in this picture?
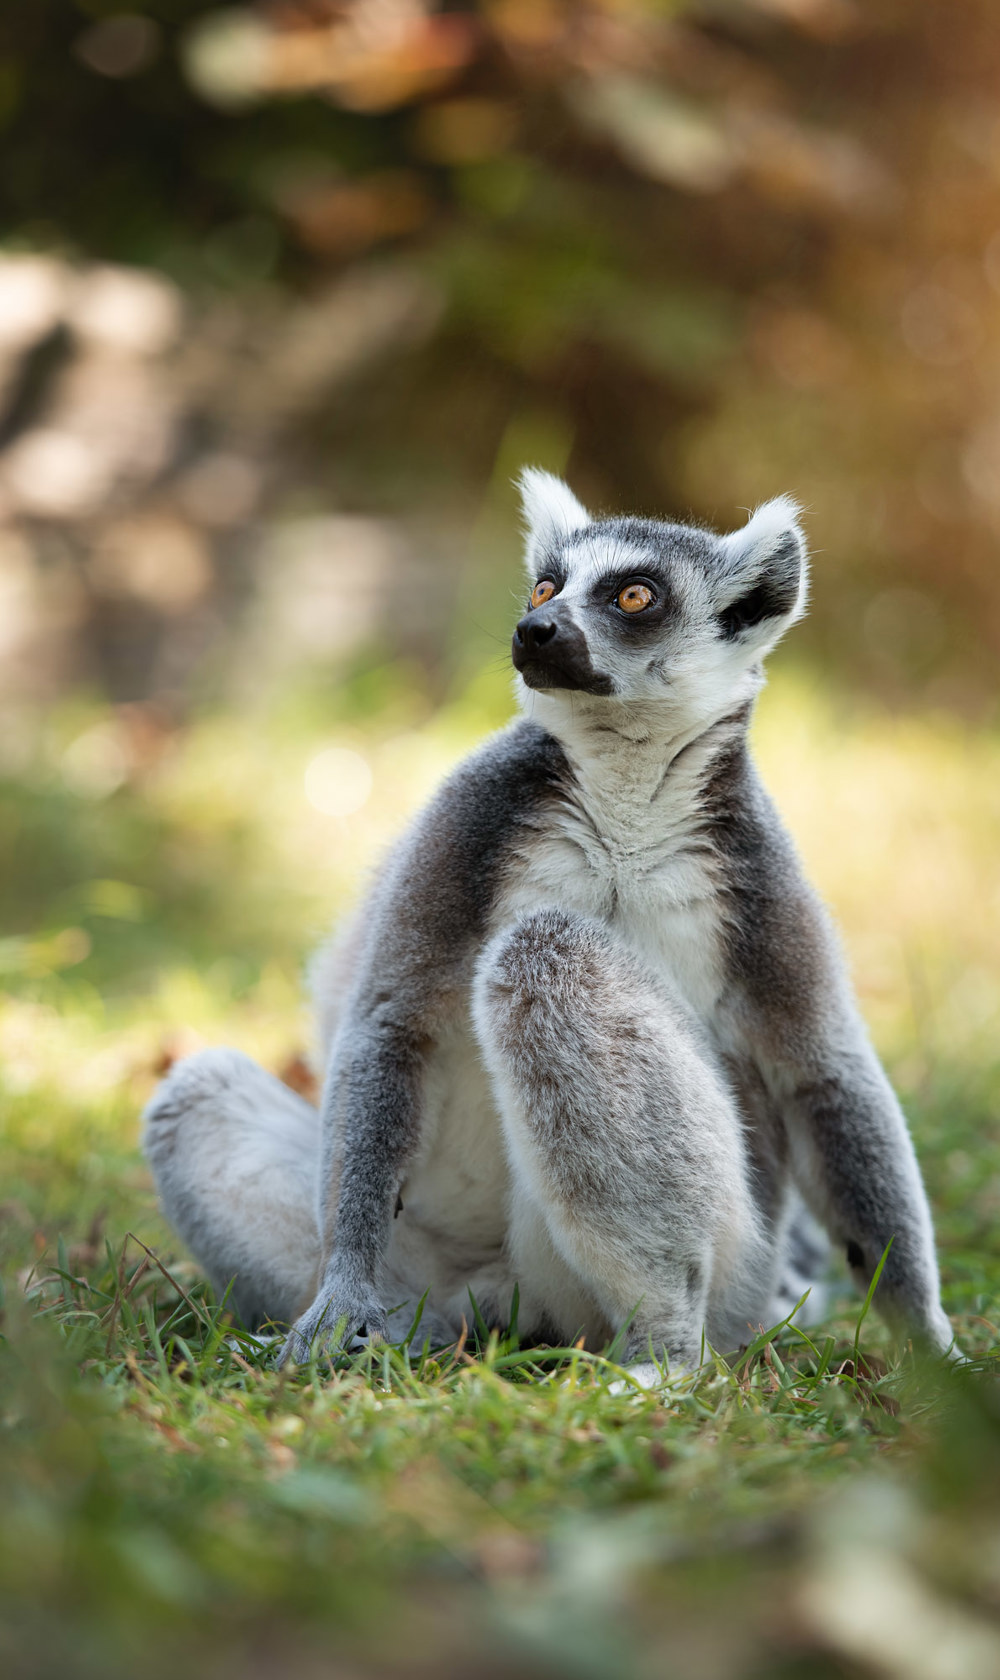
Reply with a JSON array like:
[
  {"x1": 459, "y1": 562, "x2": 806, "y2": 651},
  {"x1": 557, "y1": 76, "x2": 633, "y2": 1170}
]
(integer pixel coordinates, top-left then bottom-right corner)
[{"x1": 515, "y1": 614, "x2": 557, "y2": 652}]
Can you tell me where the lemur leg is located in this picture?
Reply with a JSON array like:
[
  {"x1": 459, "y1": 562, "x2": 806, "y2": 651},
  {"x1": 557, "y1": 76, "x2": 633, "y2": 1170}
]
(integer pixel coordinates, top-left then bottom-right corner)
[
  {"x1": 473, "y1": 910, "x2": 770, "y2": 1369},
  {"x1": 142, "y1": 1048, "x2": 322, "y2": 1330}
]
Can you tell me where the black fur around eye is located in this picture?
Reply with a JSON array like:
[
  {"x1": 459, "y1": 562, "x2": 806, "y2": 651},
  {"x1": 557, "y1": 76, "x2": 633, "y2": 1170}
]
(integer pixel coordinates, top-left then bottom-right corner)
[{"x1": 600, "y1": 574, "x2": 663, "y2": 617}]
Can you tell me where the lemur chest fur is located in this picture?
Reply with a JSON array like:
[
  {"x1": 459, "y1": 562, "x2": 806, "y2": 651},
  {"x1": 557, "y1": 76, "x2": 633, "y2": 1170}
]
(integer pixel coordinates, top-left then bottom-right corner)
[
  {"x1": 393, "y1": 766, "x2": 725, "y2": 1267},
  {"x1": 495, "y1": 764, "x2": 725, "y2": 1025}
]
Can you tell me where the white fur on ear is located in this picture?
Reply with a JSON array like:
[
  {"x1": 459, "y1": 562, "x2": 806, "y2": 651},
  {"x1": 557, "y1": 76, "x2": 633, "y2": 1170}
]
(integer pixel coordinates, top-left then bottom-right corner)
[
  {"x1": 722, "y1": 494, "x2": 805, "y2": 567},
  {"x1": 718, "y1": 494, "x2": 809, "y2": 625},
  {"x1": 517, "y1": 468, "x2": 591, "y2": 563}
]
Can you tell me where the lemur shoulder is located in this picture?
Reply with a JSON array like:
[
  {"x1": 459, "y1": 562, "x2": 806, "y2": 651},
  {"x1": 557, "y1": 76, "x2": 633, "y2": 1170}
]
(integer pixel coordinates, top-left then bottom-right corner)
[{"x1": 143, "y1": 470, "x2": 955, "y2": 1376}]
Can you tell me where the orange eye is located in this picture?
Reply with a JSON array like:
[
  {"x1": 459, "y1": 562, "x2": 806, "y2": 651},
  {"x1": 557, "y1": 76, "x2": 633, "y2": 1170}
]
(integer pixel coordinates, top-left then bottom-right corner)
[
  {"x1": 617, "y1": 583, "x2": 653, "y2": 613},
  {"x1": 530, "y1": 579, "x2": 556, "y2": 609}
]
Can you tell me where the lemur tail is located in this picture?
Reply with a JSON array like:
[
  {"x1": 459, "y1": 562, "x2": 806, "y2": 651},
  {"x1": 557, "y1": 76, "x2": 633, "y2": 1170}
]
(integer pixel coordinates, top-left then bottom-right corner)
[{"x1": 142, "y1": 1047, "x2": 322, "y2": 1330}]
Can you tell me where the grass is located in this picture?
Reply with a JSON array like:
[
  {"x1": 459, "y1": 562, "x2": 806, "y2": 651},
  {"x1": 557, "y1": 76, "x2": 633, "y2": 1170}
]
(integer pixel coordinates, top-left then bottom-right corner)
[{"x1": 2, "y1": 660, "x2": 1000, "y2": 1679}]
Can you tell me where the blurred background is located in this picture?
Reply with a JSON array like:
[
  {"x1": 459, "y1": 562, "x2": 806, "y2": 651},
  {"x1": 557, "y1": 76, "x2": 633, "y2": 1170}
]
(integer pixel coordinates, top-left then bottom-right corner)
[
  {"x1": 2, "y1": 7, "x2": 1000, "y2": 1677},
  {"x1": 4, "y1": 0, "x2": 1000, "y2": 719}
]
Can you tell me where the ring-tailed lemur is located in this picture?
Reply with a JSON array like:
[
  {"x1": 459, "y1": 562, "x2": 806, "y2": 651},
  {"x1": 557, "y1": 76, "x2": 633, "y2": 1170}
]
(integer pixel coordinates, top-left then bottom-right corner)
[{"x1": 143, "y1": 471, "x2": 955, "y2": 1374}]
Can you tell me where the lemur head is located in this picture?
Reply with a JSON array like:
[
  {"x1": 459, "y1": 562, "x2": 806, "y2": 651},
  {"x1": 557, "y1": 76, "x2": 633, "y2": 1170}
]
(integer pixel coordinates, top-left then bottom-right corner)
[{"x1": 511, "y1": 469, "x2": 808, "y2": 732}]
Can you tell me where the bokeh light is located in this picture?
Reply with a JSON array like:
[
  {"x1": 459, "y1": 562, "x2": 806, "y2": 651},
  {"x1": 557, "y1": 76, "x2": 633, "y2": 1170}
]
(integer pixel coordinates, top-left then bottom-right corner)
[{"x1": 303, "y1": 746, "x2": 374, "y2": 818}]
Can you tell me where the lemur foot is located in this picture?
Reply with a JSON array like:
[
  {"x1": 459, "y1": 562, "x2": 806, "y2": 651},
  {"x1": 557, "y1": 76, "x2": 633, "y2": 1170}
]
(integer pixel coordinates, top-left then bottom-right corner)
[
  {"x1": 607, "y1": 1358, "x2": 693, "y2": 1396},
  {"x1": 278, "y1": 1282, "x2": 389, "y2": 1367}
]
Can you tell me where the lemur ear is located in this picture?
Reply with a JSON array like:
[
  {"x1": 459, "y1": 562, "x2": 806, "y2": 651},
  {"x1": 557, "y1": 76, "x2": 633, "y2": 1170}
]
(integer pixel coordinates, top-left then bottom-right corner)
[
  {"x1": 715, "y1": 495, "x2": 808, "y2": 643},
  {"x1": 517, "y1": 468, "x2": 591, "y2": 568}
]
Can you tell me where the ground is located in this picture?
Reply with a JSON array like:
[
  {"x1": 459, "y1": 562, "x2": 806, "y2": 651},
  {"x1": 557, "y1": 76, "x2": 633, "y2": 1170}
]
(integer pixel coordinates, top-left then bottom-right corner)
[{"x1": 1, "y1": 663, "x2": 999, "y2": 1680}]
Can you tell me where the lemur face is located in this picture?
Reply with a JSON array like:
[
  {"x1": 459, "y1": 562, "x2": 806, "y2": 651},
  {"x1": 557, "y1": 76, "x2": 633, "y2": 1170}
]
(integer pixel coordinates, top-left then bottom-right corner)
[{"x1": 512, "y1": 470, "x2": 808, "y2": 718}]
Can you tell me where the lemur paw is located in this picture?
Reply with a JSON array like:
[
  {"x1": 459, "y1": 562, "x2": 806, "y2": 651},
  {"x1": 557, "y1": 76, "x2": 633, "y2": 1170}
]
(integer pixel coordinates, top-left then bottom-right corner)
[
  {"x1": 607, "y1": 1357, "x2": 694, "y2": 1397},
  {"x1": 278, "y1": 1284, "x2": 389, "y2": 1367},
  {"x1": 607, "y1": 1361, "x2": 665, "y2": 1396}
]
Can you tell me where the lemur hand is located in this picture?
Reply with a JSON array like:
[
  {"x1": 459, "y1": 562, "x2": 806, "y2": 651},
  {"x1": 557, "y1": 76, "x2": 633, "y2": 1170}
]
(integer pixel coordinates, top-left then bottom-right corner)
[{"x1": 278, "y1": 1270, "x2": 389, "y2": 1366}]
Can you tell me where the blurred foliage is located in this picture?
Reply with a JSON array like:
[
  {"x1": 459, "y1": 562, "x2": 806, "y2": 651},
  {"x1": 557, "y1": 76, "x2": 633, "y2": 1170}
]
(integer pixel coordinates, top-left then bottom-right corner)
[{"x1": 1, "y1": 0, "x2": 999, "y2": 710}]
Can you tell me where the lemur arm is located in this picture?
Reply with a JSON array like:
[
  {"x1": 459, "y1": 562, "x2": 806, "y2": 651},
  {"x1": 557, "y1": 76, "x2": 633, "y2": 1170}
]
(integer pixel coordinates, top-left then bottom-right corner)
[
  {"x1": 278, "y1": 720, "x2": 568, "y2": 1365},
  {"x1": 279, "y1": 1011, "x2": 429, "y2": 1362},
  {"x1": 731, "y1": 854, "x2": 954, "y2": 1353},
  {"x1": 712, "y1": 751, "x2": 953, "y2": 1354},
  {"x1": 276, "y1": 812, "x2": 454, "y2": 1366},
  {"x1": 768, "y1": 1022, "x2": 953, "y2": 1353}
]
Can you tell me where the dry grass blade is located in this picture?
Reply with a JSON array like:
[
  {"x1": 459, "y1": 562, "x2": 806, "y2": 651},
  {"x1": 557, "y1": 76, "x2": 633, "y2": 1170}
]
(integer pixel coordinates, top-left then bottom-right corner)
[{"x1": 123, "y1": 1231, "x2": 215, "y2": 1330}]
